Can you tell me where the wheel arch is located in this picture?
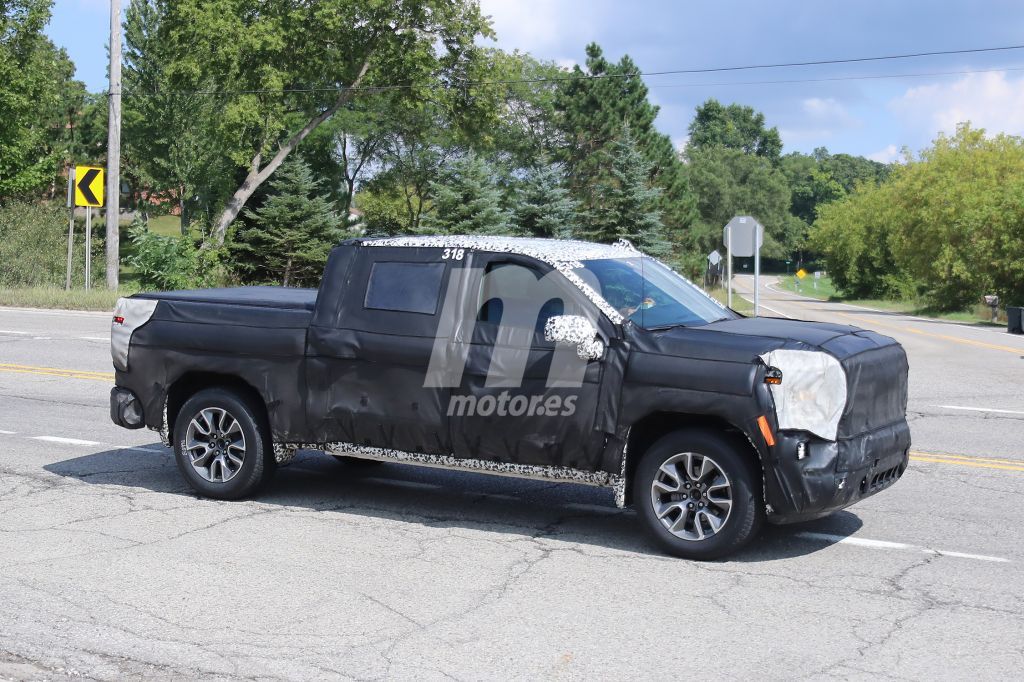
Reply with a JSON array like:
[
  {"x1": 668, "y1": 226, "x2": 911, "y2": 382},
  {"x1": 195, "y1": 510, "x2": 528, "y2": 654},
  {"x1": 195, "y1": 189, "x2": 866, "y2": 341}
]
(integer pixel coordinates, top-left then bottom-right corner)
[
  {"x1": 166, "y1": 372, "x2": 269, "y2": 438},
  {"x1": 623, "y1": 411, "x2": 764, "y2": 503}
]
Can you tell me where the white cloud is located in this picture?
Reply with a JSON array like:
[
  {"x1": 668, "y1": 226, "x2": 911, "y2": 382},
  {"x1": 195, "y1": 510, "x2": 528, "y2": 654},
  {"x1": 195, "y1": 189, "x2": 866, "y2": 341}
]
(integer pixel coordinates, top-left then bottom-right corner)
[
  {"x1": 867, "y1": 144, "x2": 899, "y2": 164},
  {"x1": 478, "y1": 0, "x2": 599, "y2": 58},
  {"x1": 889, "y1": 71, "x2": 1024, "y2": 140}
]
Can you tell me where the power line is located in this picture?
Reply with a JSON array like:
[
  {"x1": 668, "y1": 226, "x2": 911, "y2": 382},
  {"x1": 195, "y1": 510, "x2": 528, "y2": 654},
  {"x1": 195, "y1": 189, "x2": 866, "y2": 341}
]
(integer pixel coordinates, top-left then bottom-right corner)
[
  {"x1": 121, "y1": 44, "x2": 1024, "y2": 97},
  {"x1": 643, "y1": 65, "x2": 1024, "y2": 90}
]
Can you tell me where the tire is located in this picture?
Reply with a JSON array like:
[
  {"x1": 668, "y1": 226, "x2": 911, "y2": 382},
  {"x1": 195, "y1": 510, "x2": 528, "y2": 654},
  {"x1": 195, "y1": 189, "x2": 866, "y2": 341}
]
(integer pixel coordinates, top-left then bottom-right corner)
[
  {"x1": 633, "y1": 429, "x2": 763, "y2": 560},
  {"x1": 173, "y1": 387, "x2": 274, "y2": 500}
]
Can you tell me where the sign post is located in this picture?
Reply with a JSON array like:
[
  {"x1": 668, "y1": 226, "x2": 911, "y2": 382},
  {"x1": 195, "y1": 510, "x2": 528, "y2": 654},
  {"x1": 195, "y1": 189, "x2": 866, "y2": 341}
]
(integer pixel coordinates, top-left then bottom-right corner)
[
  {"x1": 65, "y1": 168, "x2": 75, "y2": 290},
  {"x1": 723, "y1": 216, "x2": 764, "y2": 316},
  {"x1": 74, "y1": 165, "x2": 104, "y2": 290}
]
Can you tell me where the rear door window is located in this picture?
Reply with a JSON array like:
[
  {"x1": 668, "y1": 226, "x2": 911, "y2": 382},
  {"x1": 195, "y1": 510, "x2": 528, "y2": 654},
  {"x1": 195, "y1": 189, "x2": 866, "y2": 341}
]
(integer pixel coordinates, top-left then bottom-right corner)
[{"x1": 364, "y1": 261, "x2": 446, "y2": 315}]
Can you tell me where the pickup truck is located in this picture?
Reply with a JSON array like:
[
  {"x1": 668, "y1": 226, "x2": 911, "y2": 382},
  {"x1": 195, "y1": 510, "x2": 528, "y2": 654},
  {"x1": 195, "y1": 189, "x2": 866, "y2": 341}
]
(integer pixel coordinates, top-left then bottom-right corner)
[{"x1": 110, "y1": 236, "x2": 910, "y2": 559}]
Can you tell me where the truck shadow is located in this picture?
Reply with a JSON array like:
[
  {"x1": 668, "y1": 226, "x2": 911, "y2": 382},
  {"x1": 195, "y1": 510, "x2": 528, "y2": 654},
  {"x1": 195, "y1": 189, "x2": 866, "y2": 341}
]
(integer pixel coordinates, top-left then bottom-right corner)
[{"x1": 44, "y1": 445, "x2": 863, "y2": 563}]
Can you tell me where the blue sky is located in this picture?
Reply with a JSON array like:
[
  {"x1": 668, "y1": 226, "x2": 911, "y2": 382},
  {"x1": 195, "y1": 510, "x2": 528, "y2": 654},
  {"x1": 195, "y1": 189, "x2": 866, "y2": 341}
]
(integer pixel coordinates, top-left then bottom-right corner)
[{"x1": 49, "y1": 0, "x2": 1024, "y2": 162}]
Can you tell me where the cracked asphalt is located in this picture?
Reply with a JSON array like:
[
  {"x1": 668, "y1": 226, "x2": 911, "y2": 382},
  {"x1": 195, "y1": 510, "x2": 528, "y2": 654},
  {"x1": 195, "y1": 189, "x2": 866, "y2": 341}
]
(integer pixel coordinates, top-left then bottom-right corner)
[{"x1": 1, "y1": 294, "x2": 1023, "y2": 680}]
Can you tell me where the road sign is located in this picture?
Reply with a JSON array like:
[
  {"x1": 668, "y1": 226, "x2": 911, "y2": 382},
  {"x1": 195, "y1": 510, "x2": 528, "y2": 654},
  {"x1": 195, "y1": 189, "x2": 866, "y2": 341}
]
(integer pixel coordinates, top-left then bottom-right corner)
[
  {"x1": 796, "y1": 268, "x2": 808, "y2": 279},
  {"x1": 74, "y1": 165, "x2": 104, "y2": 207},
  {"x1": 708, "y1": 250, "x2": 721, "y2": 266},
  {"x1": 723, "y1": 216, "x2": 763, "y2": 258},
  {"x1": 723, "y1": 216, "x2": 765, "y2": 316}
]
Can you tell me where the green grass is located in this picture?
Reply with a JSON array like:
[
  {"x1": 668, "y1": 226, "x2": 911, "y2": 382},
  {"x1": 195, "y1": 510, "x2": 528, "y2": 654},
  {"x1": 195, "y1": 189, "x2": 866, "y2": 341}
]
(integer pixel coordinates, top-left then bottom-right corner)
[
  {"x1": 0, "y1": 286, "x2": 137, "y2": 311},
  {"x1": 148, "y1": 214, "x2": 182, "y2": 237},
  {"x1": 774, "y1": 274, "x2": 1005, "y2": 326},
  {"x1": 708, "y1": 286, "x2": 754, "y2": 315}
]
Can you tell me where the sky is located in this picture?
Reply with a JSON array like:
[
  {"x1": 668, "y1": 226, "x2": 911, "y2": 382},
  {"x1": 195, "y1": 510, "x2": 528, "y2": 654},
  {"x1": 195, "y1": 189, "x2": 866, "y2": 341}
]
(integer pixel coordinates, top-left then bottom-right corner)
[{"x1": 48, "y1": 0, "x2": 1024, "y2": 162}]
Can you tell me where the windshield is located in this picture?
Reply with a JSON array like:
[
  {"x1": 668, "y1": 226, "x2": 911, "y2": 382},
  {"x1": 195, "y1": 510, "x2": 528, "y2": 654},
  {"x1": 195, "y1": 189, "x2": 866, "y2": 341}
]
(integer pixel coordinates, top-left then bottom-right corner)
[{"x1": 572, "y1": 257, "x2": 736, "y2": 328}]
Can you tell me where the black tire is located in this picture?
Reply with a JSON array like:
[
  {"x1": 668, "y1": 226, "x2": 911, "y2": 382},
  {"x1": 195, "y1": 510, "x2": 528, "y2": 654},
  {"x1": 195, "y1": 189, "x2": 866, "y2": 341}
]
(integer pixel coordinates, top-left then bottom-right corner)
[
  {"x1": 173, "y1": 387, "x2": 274, "y2": 500},
  {"x1": 633, "y1": 429, "x2": 763, "y2": 560}
]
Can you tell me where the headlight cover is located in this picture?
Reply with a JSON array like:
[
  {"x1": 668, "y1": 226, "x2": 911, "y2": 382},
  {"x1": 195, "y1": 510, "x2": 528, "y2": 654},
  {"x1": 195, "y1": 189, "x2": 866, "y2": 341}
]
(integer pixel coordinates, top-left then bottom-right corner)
[{"x1": 759, "y1": 349, "x2": 848, "y2": 441}]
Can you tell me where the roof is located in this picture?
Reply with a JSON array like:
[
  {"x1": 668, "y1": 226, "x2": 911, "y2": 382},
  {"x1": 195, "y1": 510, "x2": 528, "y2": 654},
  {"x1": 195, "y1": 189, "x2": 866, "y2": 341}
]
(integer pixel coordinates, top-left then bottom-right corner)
[{"x1": 361, "y1": 235, "x2": 641, "y2": 265}]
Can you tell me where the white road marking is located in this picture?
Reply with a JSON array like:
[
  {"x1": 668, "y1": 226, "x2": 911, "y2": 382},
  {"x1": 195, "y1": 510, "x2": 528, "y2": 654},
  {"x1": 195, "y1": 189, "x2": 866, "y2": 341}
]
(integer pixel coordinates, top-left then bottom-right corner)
[
  {"x1": 0, "y1": 330, "x2": 31, "y2": 335},
  {"x1": 796, "y1": 531, "x2": 1010, "y2": 563},
  {"x1": 0, "y1": 429, "x2": 17, "y2": 434},
  {"x1": 116, "y1": 445, "x2": 166, "y2": 454},
  {"x1": 78, "y1": 336, "x2": 109, "y2": 342},
  {"x1": 29, "y1": 436, "x2": 102, "y2": 446},
  {"x1": 31, "y1": 337, "x2": 52, "y2": 340},
  {"x1": 933, "y1": 405, "x2": 1024, "y2": 416}
]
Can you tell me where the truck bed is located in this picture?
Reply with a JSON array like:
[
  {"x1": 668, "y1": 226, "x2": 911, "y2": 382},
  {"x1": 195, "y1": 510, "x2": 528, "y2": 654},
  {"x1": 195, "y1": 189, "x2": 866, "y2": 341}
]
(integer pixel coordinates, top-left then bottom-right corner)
[{"x1": 135, "y1": 286, "x2": 317, "y2": 311}]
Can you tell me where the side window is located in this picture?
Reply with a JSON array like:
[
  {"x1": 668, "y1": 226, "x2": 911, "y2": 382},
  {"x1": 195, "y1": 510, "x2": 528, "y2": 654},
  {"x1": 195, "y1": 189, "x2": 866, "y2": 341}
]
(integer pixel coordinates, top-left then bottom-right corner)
[
  {"x1": 476, "y1": 261, "x2": 564, "y2": 333},
  {"x1": 364, "y1": 261, "x2": 445, "y2": 315}
]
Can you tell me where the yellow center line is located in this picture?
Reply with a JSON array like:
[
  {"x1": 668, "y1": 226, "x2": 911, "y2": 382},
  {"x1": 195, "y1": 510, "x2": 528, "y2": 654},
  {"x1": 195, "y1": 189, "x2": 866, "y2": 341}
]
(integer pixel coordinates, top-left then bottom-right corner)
[
  {"x1": 910, "y1": 450, "x2": 1024, "y2": 472},
  {"x1": 829, "y1": 311, "x2": 1024, "y2": 355},
  {"x1": 911, "y1": 455, "x2": 1024, "y2": 473},
  {"x1": 0, "y1": 363, "x2": 113, "y2": 382}
]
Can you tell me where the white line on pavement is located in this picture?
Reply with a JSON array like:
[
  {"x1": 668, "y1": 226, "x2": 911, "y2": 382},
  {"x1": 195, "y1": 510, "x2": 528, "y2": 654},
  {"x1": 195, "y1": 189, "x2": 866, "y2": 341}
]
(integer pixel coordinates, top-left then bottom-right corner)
[
  {"x1": 0, "y1": 429, "x2": 16, "y2": 434},
  {"x1": 933, "y1": 405, "x2": 1024, "y2": 416},
  {"x1": 29, "y1": 436, "x2": 102, "y2": 446},
  {"x1": 0, "y1": 330, "x2": 31, "y2": 335},
  {"x1": 78, "y1": 336, "x2": 109, "y2": 342},
  {"x1": 796, "y1": 531, "x2": 1010, "y2": 563}
]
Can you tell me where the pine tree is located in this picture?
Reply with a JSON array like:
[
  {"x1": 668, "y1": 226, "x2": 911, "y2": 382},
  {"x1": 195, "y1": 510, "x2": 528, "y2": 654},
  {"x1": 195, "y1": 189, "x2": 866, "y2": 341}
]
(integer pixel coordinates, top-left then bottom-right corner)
[
  {"x1": 512, "y1": 162, "x2": 577, "y2": 238},
  {"x1": 422, "y1": 153, "x2": 511, "y2": 234},
  {"x1": 588, "y1": 128, "x2": 671, "y2": 257},
  {"x1": 235, "y1": 159, "x2": 345, "y2": 287}
]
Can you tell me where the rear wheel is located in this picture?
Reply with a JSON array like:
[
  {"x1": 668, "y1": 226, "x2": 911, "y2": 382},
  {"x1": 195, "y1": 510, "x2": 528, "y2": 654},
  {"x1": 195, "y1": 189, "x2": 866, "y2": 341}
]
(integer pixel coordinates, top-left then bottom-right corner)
[
  {"x1": 634, "y1": 429, "x2": 762, "y2": 560},
  {"x1": 173, "y1": 388, "x2": 273, "y2": 499}
]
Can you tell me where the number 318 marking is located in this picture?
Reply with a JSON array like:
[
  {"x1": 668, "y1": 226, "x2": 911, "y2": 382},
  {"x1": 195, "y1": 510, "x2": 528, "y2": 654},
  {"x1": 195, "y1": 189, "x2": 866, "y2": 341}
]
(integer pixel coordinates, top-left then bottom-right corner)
[{"x1": 442, "y1": 248, "x2": 465, "y2": 261}]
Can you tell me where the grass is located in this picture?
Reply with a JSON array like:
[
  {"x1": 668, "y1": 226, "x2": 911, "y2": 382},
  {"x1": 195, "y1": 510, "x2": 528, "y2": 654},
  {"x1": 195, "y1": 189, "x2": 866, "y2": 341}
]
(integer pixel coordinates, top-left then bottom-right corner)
[
  {"x1": 708, "y1": 286, "x2": 754, "y2": 315},
  {"x1": 148, "y1": 215, "x2": 182, "y2": 237},
  {"x1": 774, "y1": 274, "x2": 1006, "y2": 326},
  {"x1": 0, "y1": 286, "x2": 137, "y2": 311}
]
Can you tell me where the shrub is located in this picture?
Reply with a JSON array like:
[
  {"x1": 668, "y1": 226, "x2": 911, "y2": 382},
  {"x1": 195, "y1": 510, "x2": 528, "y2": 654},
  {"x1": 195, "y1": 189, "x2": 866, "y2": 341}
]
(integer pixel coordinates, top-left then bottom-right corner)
[
  {"x1": 0, "y1": 201, "x2": 105, "y2": 288},
  {"x1": 127, "y1": 221, "x2": 221, "y2": 291}
]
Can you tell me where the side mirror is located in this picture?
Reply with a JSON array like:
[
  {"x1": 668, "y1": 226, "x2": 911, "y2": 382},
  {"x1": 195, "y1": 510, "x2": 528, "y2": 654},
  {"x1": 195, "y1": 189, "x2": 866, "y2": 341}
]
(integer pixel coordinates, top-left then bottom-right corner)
[{"x1": 544, "y1": 315, "x2": 604, "y2": 361}]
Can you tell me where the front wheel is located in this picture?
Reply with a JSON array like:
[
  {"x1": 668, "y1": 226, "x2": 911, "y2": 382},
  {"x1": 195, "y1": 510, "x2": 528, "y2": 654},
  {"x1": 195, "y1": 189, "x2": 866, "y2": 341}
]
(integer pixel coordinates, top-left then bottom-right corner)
[
  {"x1": 634, "y1": 429, "x2": 763, "y2": 560},
  {"x1": 173, "y1": 388, "x2": 274, "y2": 500}
]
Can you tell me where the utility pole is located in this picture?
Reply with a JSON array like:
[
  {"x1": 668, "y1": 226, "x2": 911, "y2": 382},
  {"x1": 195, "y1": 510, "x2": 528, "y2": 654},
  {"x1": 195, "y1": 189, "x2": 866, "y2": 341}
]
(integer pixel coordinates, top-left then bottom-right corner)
[{"x1": 105, "y1": 0, "x2": 122, "y2": 290}]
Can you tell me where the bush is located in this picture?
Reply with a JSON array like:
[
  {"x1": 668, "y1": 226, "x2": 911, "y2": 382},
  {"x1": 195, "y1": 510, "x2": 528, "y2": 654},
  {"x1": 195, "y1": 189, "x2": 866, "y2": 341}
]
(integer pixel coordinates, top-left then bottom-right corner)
[
  {"x1": 0, "y1": 201, "x2": 105, "y2": 288},
  {"x1": 127, "y1": 221, "x2": 222, "y2": 291}
]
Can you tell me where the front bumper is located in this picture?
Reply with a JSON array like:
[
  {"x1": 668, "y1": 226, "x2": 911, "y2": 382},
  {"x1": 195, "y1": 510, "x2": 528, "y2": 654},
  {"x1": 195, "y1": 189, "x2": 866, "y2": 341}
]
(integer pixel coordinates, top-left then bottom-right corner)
[
  {"x1": 763, "y1": 419, "x2": 911, "y2": 524},
  {"x1": 110, "y1": 386, "x2": 146, "y2": 429}
]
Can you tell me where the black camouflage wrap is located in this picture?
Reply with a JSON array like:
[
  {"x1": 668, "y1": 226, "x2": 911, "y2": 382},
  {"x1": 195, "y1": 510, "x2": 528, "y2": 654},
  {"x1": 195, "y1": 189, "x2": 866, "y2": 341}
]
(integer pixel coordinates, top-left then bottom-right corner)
[{"x1": 112, "y1": 240, "x2": 910, "y2": 521}]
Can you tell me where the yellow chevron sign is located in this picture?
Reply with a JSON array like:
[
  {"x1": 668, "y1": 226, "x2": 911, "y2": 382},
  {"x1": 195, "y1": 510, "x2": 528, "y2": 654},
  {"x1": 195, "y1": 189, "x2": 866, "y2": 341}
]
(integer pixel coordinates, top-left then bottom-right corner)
[{"x1": 74, "y1": 165, "x2": 104, "y2": 207}]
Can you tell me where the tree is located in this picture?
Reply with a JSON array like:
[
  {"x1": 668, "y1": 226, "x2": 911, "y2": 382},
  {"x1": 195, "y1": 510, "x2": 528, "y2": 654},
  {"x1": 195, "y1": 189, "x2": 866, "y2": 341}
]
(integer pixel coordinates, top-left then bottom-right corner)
[
  {"x1": 685, "y1": 145, "x2": 795, "y2": 258},
  {"x1": 145, "y1": 0, "x2": 490, "y2": 245},
  {"x1": 687, "y1": 99, "x2": 783, "y2": 161},
  {"x1": 0, "y1": 0, "x2": 84, "y2": 199},
  {"x1": 587, "y1": 128, "x2": 669, "y2": 255},
  {"x1": 123, "y1": 0, "x2": 234, "y2": 231},
  {"x1": 234, "y1": 158, "x2": 345, "y2": 286},
  {"x1": 811, "y1": 123, "x2": 1024, "y2": 309},
  {"x1": 512, "y1": 161, "x2": 576, "y2": 238},
  {"x1": 554, "y1": 43, "x2": 695, "y2": 241},
  {"x1": 422, "y1": 153, "x2": 510, "y2": 235}
]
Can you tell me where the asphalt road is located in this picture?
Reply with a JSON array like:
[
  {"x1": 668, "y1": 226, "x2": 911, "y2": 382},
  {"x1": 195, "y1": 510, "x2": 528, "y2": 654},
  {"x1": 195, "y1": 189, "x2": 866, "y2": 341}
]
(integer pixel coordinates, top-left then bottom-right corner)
[{"x1": 1, "y1": 291, "x2": 1023, "y2": 680}]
